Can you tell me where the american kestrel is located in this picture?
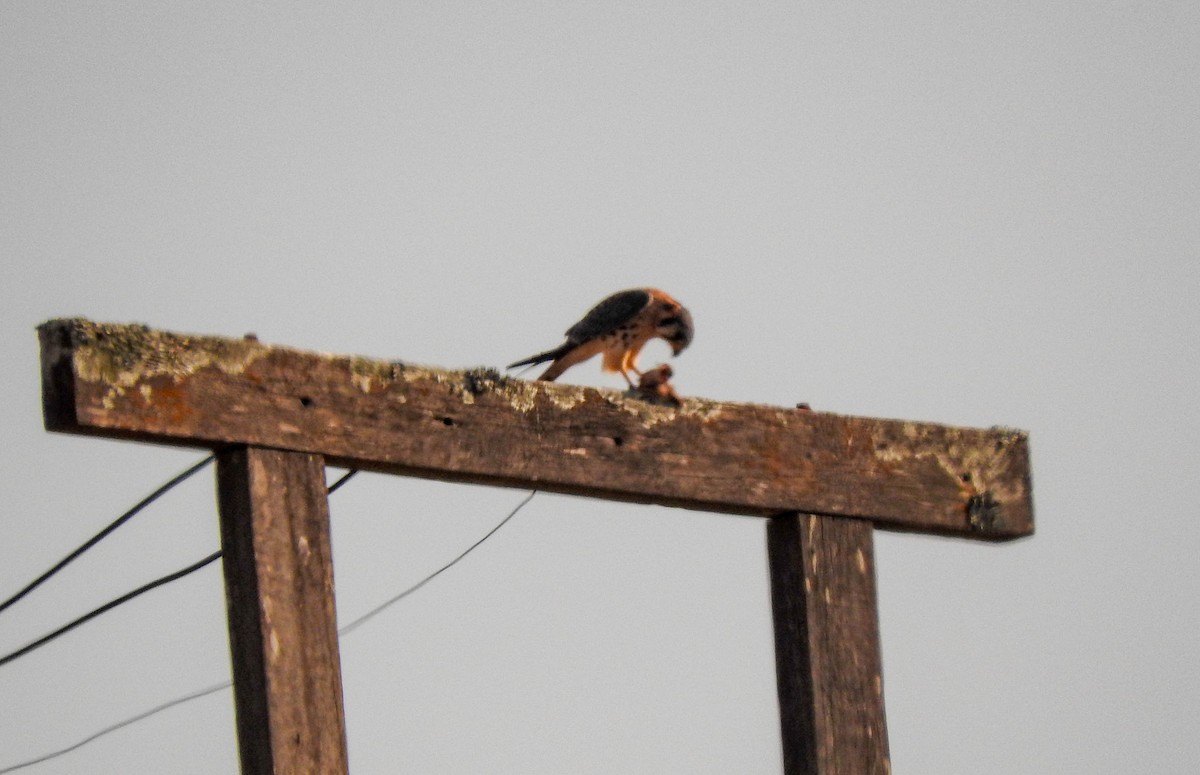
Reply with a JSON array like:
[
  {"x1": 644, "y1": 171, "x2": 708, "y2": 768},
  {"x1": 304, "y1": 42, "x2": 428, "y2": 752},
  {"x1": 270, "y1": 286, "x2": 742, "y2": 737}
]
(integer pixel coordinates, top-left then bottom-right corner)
[{"x1": 508, "y1": 288, "x2": 694, "y2": 385}]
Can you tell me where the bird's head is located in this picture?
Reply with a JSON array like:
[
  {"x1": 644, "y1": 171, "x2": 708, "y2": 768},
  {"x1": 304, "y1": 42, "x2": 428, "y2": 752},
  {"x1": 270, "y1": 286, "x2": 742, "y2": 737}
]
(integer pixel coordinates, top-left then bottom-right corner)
[{"x1": 657, "y1": 306, "x2": 694, "y2": 356}]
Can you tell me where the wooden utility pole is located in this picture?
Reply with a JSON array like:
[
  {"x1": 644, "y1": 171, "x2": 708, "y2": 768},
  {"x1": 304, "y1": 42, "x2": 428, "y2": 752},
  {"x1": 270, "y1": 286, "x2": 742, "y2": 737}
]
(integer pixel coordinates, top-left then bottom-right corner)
[{"x1": 38, "y1": 318, "x2": 1033, "y2": 775}]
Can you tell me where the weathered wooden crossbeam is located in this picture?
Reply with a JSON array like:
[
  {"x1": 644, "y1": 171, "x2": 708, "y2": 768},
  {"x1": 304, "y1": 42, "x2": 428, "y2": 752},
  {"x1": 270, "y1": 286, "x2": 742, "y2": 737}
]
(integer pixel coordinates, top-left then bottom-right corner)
[
  {"x1": 37, "y1": 318, "x2": 1034, "y2": 775},
  {"x1": 38, "y1": 318, "x2": 1032, "y2": 540}
]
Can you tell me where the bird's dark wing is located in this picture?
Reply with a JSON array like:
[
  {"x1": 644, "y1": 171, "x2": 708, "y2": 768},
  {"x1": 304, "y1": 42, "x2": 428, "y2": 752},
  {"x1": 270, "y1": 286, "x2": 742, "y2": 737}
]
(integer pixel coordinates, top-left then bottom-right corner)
[{"x1": 564, "y1": 288, "x2": 652, "y2": 343}]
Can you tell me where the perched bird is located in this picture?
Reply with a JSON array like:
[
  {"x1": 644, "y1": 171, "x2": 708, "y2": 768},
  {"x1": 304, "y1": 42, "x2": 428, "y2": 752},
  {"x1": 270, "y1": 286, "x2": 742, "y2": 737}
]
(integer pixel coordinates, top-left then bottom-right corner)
[{"x1": 508, "y1": 288, "x2": 694, "y2": 385}]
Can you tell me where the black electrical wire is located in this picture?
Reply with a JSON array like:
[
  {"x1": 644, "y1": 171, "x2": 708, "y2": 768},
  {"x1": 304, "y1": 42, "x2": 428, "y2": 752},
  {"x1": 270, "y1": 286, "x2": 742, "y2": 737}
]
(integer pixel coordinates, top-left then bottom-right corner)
[
  {"x1": 0, "y1": 551, "x2": 222, "y2": 669},
  {"x1": 0, "y1": 462, "x2": 356, "y2": 671},
  {"x1": 0, "y1": 488, "x2": 536, "y2": 774},
  {"x1": 326, "y1": 468, "x2": 358, "y2": 494},
  {"x1": 338, "y1": 489, "x2": 536, "y2": 636},
  {"x1": 0, "y1": 455, "x2": 215, "y2": 616}
]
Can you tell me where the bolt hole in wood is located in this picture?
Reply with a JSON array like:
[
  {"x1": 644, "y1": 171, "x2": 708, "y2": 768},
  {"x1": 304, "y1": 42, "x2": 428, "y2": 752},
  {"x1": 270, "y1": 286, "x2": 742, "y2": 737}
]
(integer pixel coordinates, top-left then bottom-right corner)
[
  {"x1": 611, "y1": 436, "x2": 624, "y2": 447},
  {"x1": 299, "y1": 396, "x2": 314, "y2": 408},
  {"x1": 441, "y1": 416, "x2": 456, "y2": 427}
]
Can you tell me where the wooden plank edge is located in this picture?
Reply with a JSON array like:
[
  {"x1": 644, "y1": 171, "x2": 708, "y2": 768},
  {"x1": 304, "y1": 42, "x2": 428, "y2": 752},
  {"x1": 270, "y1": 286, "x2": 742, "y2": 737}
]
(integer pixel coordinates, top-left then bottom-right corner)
[{"x1": 37, "y1": 318, "x2": 1034, "y2": 541}]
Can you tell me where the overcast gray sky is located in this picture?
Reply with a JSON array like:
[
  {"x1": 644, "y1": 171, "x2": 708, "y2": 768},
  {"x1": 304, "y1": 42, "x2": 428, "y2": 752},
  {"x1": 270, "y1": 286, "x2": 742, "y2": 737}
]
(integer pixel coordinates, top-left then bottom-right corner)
[{"x1": 2, "y1": 2, "x2": 1198, "y2": 773}]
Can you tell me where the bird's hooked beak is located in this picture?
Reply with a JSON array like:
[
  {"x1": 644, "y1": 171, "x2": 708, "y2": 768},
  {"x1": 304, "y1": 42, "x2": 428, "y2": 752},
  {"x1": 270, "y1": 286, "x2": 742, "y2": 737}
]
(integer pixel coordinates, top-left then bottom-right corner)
[{"x1": 667, "y1": 307, "x2": 694, "y2": 356}]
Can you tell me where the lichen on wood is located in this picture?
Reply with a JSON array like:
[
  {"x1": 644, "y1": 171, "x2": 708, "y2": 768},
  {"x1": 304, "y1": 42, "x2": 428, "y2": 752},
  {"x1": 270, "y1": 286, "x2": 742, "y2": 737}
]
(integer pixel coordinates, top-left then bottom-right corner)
[
  {"x1": 869, "y1": 419, "x2": 1029, "y2": 517},
  {"x1": 44, "y1": 318, "x2": 267, "y2": 388}
]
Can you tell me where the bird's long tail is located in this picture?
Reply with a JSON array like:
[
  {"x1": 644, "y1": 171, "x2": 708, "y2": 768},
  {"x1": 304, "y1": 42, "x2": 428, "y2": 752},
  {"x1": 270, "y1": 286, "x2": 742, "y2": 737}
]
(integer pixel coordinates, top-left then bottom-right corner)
[{"x1": 506, "y1": 342, "x2": 572, "y2": 370}]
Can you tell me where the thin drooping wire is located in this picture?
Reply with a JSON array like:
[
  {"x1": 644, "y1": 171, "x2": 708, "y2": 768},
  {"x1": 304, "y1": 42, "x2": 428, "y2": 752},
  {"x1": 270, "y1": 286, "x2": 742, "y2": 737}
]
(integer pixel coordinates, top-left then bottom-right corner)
[
  {"x1": 0, "y1": 680, "x2": 231, "y2": 775},
  {"x1": 337, "y1": 489, "x2": 536, "y2": 636},
  {"x1": 0, "y1": 488, "x2": 535, "y2": 774},
  {"x1": 0, "y1": 455, "x2": 215, "y2": 616}
]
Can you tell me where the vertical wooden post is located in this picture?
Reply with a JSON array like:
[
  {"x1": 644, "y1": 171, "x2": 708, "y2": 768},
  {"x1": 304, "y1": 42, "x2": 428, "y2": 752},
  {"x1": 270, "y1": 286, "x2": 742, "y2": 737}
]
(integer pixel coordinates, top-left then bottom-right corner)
[
  {"x1": 216, "y1": 446, "x2": 349, "y2": 775},
  {"x1": 768, "y1": 513, "x2": 890, "y2": 775}
]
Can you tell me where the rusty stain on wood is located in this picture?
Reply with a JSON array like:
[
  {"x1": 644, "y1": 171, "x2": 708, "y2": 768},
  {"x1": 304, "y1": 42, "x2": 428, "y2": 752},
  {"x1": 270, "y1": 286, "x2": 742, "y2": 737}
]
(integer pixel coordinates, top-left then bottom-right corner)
[{"x1": 38, "y1": 318, "x2": 1034, "y2": 539}]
